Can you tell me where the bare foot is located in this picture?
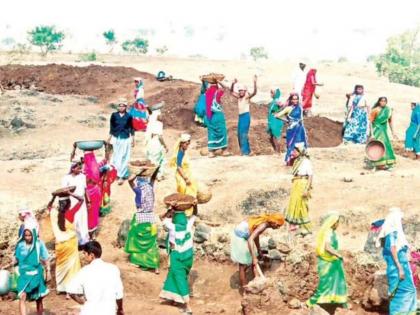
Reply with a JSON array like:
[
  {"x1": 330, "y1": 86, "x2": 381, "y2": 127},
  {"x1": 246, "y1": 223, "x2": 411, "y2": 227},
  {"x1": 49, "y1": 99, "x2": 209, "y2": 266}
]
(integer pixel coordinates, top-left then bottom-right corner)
[
  {"x1": 117, "y1": 178, "x2": 124, "y2": 185},
  {"x1": 155, "y1": 268, "x2": 160, "y2": 275}
]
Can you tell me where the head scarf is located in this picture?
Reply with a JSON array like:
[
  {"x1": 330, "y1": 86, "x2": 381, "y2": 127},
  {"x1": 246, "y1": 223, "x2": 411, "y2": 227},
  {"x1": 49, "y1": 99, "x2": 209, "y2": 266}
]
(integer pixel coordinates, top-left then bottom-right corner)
[
  {"x1": 180, "y1": 133, "x2": 191, "y2": 143},
  {"x1": 292, "y1": 142, "x2": 310, "y2": 175},
  {"x1": 18, "y1": 206, "x2": 39, "y2": 235},
  {"x1": 200, "y1": 81, "x2": 209, "y2": 94},
  {"x1": 376, "y1": 207, "x2": 409, "y2": 251},
  {"x1": 169, "y1": 134, "x2": 191, "y2": 168},
  {"x1": 272, "y1": 88, "x2": 281, "y2": 101},
  {"x1": 205, "y1": 84, "x2": 224, "y2": 120},
  {"x1": 316, "y1": 211, "x2": 340, "y2": 261},
  {"x1": 248, "y1": 213, "x2": 285, "y2": 233}
]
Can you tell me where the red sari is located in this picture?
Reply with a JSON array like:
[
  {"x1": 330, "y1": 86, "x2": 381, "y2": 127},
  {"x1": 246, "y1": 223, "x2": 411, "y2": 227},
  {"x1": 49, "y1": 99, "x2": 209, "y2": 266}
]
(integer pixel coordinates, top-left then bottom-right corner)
[{"x1": 301, "y1": 69, "x2": 317, "y2": 111}]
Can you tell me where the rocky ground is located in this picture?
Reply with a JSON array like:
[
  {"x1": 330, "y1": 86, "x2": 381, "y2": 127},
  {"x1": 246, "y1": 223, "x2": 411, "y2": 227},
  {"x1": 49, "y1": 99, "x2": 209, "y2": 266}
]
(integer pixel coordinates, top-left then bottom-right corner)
[{"x1": 0, "y1": 60, "x2": 420, "y2": 314}]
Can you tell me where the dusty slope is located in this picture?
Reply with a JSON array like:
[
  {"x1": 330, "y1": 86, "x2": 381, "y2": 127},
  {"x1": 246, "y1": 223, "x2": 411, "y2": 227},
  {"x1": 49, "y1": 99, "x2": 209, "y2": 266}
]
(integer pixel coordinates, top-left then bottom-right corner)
[{"x1": 0, "y1": 58, "x2": 419, "y2": 314}]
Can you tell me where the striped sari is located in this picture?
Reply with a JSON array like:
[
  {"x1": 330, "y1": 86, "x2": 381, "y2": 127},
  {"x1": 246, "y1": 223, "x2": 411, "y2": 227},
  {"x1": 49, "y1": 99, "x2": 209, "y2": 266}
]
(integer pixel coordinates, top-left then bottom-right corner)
[{"x1": 160, "y1": 212, "x2": 195, "y2": 304}]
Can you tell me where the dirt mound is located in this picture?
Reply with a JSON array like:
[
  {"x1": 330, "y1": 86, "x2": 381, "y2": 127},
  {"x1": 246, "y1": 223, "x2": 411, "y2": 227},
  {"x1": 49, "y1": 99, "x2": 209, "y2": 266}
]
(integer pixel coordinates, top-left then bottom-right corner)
[
  {"x1": 0, "y1": 64, "x2": 343, "y2": 155},
  {"x1": 242, "y1": 245, "x2": 380, "y2": 315},
  {"x1": 0, "y1": 64, "x2": 156, "y2": 103}
]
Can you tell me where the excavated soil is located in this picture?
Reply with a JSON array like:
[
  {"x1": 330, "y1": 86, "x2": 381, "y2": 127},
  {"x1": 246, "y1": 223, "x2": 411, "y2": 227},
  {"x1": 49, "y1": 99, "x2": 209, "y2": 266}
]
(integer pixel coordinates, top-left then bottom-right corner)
[{"x1": 0, "y1": 64, "x2": 342, "y2": 156}]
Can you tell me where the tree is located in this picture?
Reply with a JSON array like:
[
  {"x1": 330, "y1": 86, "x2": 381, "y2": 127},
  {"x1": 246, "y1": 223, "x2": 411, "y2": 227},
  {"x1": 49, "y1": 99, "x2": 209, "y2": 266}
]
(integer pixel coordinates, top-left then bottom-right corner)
[
  {"x1": 121, "y1": 38, "x2": 149, "y2": 54},
  {"x1": 156, "y1": 45, "x2": 168, "y2": 56},
  {"x1": 250, "y1": 47, "x2": 268, "y2": 61},
  {"x1": 103, "y1": 30, "x2": 117, "y2": 53},
  {"x1": 375, "y1": 27, "x2": 420, "y2": 87},
  {"x1": 28, "y1": 25, "x2": 65, "y2": 56}
]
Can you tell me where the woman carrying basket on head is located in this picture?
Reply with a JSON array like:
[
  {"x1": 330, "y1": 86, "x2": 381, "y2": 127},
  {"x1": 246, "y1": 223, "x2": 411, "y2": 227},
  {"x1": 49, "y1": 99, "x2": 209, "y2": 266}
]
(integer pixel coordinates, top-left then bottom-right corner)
[
  {"x1": 159, "y1": 201, "x2": 198, "y2": 315},
  {"x1": 204, "y1": 79, "x2": 231, "y2": 158}
]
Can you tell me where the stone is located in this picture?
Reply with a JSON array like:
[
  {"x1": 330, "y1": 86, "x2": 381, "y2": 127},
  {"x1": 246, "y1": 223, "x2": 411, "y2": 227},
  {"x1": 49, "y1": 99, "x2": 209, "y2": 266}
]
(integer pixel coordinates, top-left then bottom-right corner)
[
  {"x1": 217, "y1": 233, "x2": 229, "y2": 243},
  {"x1": 267, "y1": 238, "x2": 276, "y2": 249},
  {"x1": 276, "y1": 281, "x2": 288, "y2": 295},
  {"x1": 287, "y1": 298, "x2": 301, "y2": 309},
  {"x1": 116, "y1": 219, "x2": 130, "y2": 248},
  {"x1": 10, "y1": 117, "x2": 24, "y2": 129},
  {"x1": 372, "y1": 270, "x2": 388, "y2": 301},
  {"x1": 245, "y1": 276, "x2": 268, "y2": 294},
  {"x1": 268, "y1": 249, "x2": 282, "y2": 261},
  {"x1": 86, "y1": 96, "x2": 99, "y2": 103},
  {"x1": 309, "y1": 305, "x2": 329, "y2": 315},
  {"x1": 194, "y1": 223, "x2": 211, "y2": 243}
]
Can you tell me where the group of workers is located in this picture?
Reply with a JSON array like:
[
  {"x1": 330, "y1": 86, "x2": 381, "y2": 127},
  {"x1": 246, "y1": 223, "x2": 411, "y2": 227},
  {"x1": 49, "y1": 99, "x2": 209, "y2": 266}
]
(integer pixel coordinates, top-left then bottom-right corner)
[{"x1": 1, "y1": 67, "x2": 420, "y2": 315}]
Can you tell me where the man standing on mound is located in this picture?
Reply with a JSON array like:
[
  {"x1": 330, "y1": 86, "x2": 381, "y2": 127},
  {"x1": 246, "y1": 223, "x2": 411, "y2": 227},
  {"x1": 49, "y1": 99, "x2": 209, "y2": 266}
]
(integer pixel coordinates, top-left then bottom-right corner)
[{"x1": 230, "y1": 75, "x2": 258, "y2": 156}]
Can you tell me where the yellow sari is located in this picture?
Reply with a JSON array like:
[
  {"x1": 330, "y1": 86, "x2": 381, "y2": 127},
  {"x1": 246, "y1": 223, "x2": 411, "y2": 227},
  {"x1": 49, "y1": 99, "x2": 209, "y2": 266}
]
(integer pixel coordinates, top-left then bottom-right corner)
[
  {"x1": 170, "y1": 141, "x2": 198, "y2": 216},
  {"x1": 50, "y1": 209, "x2": 81, "y2": 293}
]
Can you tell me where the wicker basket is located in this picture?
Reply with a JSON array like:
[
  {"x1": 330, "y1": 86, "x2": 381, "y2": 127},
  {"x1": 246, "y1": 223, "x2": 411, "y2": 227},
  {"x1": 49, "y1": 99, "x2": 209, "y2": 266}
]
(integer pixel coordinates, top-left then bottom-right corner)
[
  {"x1": 200, "y1": 73, "x2": 225, "y2": 84},
  {"x1": 52, "y1": 186, "x2": 76, "y2": 197},
  {"x1": 164, "y1": 193, "x2": 196, "y2": 211},
  {"x1": 197, "y1": 184, "x2": 212, "y2": 204},
  {"x1": 277, "y1": 242, "x2": 292, "y2": 254},
  {"x1": 129, "y1": 160, "x2": 157, "y2": 177}
]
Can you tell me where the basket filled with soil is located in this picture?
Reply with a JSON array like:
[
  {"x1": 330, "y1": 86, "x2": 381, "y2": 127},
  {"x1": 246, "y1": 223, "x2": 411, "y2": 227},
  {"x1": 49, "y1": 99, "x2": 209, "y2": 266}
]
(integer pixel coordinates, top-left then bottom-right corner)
[{"x1": 164, "y1": 193, "x2": 196, "y2": 211}]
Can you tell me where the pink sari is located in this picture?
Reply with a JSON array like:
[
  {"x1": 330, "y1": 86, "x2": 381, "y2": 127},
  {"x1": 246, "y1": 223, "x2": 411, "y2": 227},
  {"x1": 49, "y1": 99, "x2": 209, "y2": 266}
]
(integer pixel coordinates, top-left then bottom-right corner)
[
  {"x1": 205, "y1": 85, "x2": 224, "y2": 120},
  {"x1": 83, "y1": 152, "x2": 102, "y2": 232}
]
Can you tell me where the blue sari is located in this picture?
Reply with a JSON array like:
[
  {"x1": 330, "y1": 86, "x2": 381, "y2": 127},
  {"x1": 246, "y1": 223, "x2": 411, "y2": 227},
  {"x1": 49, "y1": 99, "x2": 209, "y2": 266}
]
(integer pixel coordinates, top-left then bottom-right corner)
[
  {"x1": 343, "y1": 95, "x2": 368, "y2": 144},
  {"x1": 267, "y1": 89, "x2": 284, "y2": 139},
  {"x1": 285, "y1": 105, "x2": 307, "y2": 164},
  {"x1": 383, "y1": 232, "x2": 417, "y2": 315},
  {"x1": 206, "y1": 95, "x2": 228, "y2": 151},
  {"x1": 405, "y1": 103, "x2": 420, "y2": 154},
  {"x1": 15, "y1": 228, "x2": 49, "y2": 301}
]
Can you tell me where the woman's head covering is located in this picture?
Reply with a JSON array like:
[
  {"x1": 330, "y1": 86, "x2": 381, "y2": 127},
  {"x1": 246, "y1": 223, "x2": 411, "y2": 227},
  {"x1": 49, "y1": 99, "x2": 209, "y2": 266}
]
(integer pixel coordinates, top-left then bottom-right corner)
[
  {"x1": 248, "y1": 213, "x2": 285, "y2": 232},
  {"x1": 18, "y1": 206, "x2": 39, "y2": 234},
  {"x1": 205, "y1": 85, "x2": 224, "y2": 120},
  {"x1": 180, "y1": 133, "x2": 191, "y2": 143},
  {"x1": 294, "y1": 142, "x2": 309, "y2": 158},
  {"x1": 272, "y1": 88, "x2": 281, "y2": 101},
  {"x1": 316, "y1": 211, "x2": 341, "y2": 261},
  {"x1": 376, "y1": 207, "x2": 409, "y2": 251},
  {"x1": 169, "y1": 134, "x2": 191, "y2": 168}
]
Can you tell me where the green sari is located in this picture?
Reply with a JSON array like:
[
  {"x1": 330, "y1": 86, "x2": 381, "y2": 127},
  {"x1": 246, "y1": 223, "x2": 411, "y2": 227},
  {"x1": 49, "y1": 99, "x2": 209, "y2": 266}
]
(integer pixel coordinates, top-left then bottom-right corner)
[
  {"x1": 15, "y1": 228, "x2": 49, "y2": 301},
  {"x1": 307, "y1": 214, "x2": 348, "y2": 307},
  {"x1": 124, "y1": 214, "x2": 160, "y2": 269},
  {"x1": 371, "y1": 106, "x2": 396, "y2": 168},
  {"x1": 267, "y1": 88, "x2": 284, "y2": 139},
  {"x1": 160, "y1": 212, "x2": 194, "y2": 304}
]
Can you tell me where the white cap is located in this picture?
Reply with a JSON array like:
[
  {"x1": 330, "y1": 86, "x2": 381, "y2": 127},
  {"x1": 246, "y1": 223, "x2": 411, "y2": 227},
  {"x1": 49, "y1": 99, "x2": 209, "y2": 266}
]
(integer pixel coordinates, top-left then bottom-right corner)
[{"x1": 180, "y1": 133, "x2": 191, "y2": 143}]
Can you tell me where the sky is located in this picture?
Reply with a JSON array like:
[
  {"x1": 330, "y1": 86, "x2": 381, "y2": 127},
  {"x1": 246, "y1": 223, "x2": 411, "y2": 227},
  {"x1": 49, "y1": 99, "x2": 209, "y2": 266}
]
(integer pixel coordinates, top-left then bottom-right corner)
[{"x1": 1, "y1": 0, "x2": 419, "y2": 61}]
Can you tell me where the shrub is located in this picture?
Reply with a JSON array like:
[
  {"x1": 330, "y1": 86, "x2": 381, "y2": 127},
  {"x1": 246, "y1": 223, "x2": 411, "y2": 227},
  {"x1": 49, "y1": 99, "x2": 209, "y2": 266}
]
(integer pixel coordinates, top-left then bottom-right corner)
[
  {"x1": 121, "y1": 38, "x2": 148, "y2": 54},
  {"x1": 103, "y1": 30, "x2": 117, "y2": 53},
  {"x1": 156, "y1": 46, "x2": 168, "y2": 56},
  {"x1": 79, "y1": 52, "x2": 97, "y2": 62},
  {"x1": 375, "y1": 27, "x2": 420, "y2": 87},
  {"x1": 250, "y1": 47, "x2": 268, "y2": 61},
  {"x1": 27, "y1": 25, "x2": 65, "y2": 56}
]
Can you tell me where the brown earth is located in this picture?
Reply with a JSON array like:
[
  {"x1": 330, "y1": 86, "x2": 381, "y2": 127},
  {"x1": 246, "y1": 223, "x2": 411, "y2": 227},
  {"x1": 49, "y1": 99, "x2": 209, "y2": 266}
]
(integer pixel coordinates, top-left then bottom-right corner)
[
  {"x1": 0, "y1": 64, "x2": 343, "y2": 157},
  {"x1": 1, "y1": 60, "x2": 419, "y2": 315}
]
